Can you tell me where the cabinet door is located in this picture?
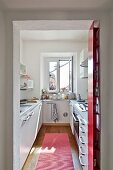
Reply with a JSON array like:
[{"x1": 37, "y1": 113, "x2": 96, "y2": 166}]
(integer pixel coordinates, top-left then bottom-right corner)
[
  {"x1": 37, "y1": 104, "x2": 42, "y2": 132},
  {"x1": 69, "y1": 103, "x2": 74, "y2": 134},
  {"x1": 42, "y1": 102, "x2": 52, "y2": 123},
  {"x1": 30, "y1": 105, "x2": 41, "y2": 140},
  {"x1": 20, "y1": 104, "x2": 41, "y2": 169},
  {"x1": 57, "y1": 101, "x2": 70, "y2": 123},
  {"x1": 42, "y1": 101, "x2": 70, "y2": 123},
  {"x1": 20, "y1": 111, "x2": 35, "y2": 169}
]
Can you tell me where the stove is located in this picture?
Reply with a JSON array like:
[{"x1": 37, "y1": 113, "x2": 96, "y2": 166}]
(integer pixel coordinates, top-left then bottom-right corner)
[{"x1": 75, "y1": 102, "x2": 88, "y2": 112}]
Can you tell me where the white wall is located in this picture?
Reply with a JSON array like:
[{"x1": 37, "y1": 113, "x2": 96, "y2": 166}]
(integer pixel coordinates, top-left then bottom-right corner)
[
  {"x1": 20, "y1": 38, "x2": 23, "y2": 63},
  {"x1": 21, "y1": 40, "x2": 87, "y2": 99},
  {"x1": 76, "y1": 50, "x2": 88, "y2": 99},
  {"x1": 0, "y1": 11, "x2": 6, "y2": 170},
  {"x1": 5, "y1": 10, "x2": 110, "y2": 170}
]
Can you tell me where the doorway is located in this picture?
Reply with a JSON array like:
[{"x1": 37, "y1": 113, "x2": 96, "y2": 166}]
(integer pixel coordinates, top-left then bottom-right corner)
[{"x1": 13, "y1": 20, "x2": 100, "y2": 170}]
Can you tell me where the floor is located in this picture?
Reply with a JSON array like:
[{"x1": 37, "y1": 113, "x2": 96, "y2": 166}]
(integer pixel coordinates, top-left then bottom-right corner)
[{"x1": 22, "y1": 125, "x2": 82, "y2": 170}]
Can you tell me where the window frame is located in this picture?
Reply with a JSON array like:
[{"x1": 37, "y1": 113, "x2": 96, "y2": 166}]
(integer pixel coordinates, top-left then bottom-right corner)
[
  {"x1": 46, "y1": 57, "x2": 73, "y2": 93},
  {"x1": 47, "y1": 58, "x2": 59, "y2": 93}
]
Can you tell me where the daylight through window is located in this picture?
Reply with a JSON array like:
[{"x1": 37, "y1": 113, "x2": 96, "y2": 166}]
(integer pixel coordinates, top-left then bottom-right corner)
[{"x1": 48, "y1": 58, "x2": 72, "y2": 92}]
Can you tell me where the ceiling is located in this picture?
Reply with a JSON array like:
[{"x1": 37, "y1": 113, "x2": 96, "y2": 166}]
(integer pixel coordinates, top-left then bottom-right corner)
[
  {"x1": 20, "y1": 30, "x2": 88, "y2": 41},
  {"x1": 0, "y1": 0, "x2": 112, "y2": 10}
]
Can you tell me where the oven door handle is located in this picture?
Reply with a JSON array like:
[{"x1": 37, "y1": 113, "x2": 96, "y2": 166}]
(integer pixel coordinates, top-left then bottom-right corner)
[{"x1": 72, "y1": 113, "x2": 79, "y2": 122}]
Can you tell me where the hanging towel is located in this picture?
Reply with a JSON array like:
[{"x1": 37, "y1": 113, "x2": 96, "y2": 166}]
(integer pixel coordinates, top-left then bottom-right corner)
[{"x1": 52, "y1": 103, "x2": 58, "y2": 122}]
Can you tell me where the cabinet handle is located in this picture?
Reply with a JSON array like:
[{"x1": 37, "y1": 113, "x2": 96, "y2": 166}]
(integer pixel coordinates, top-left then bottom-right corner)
[
  {"x1": 29, "y1": 111, "x2": 34, "y2": 117},
  {"x1": 79, "y1": 145, "x2": 87, "y2": 155},
  {"x1": 79, "y1": 136, "x2": 87, "y2": 144},
  {"x1": 79, "y1": 127, "x2": 86, "y2": 133},
  {"x1": 79, "y1": 155, "x2": 88, "y2": 166},
  {"x1": 79, "y1": 118, "x2": 87, "y2": 125},
  {"x1": 23, "y1": 116, "x2": 30, "y2": 121},
  {"x1": 23, "y1": 111, "x2": 34, "y2": 122}
]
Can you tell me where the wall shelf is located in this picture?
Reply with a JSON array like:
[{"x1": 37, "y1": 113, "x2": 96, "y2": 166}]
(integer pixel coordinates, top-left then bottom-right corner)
[
  {"x1": 80, "y1": 58, "x2": 88, "y2": 67},
  {"x1": 20, "y1": 63, "x2": 27, "y2": 75}
]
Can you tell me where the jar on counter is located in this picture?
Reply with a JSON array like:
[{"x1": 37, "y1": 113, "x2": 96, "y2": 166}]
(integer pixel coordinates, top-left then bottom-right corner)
[
  {"x1": 62, "y1": 93, "x2": 65, "y2": 99},
  {"x1": 53, "y1": 94, "x2": 56, "y2": 100}
]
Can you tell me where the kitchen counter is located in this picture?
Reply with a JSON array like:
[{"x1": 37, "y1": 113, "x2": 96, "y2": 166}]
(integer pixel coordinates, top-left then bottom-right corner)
[
  {"x1": 42, "y1": 99, "x2": 87, "y2": 121},
  {"x1": 20, "y1": 100, "x2": 42, "y2": 117},
  {"x1": 70, "y1": 100, "x2": 88, "y2": 123},
  {"x1": 20, "y1": 99, "x2": 69, "y2": 117},
  {"x1": 42, "y1": 99, "x2": 69, "y2": 101}
]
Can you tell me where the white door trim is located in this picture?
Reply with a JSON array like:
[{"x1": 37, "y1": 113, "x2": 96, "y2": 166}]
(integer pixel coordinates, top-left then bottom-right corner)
[{"x1": 13, "y1": 20, "x2": 92, "y2": 170}]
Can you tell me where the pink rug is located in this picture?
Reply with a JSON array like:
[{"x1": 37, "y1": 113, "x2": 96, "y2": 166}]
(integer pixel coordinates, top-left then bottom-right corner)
[{"x1": 35, "y1": 133, "x2": 74, "y2": 170}]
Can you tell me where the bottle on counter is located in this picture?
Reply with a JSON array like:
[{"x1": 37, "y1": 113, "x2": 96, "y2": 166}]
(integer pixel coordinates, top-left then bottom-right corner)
[{"x1": 77, "y1": 93, "x2": 81, "y2": 101}]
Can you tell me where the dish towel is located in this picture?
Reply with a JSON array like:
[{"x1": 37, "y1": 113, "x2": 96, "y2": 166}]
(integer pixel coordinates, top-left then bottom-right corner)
[{"x1": 51, "y1": 103, "x2": 58, "y2": 122}]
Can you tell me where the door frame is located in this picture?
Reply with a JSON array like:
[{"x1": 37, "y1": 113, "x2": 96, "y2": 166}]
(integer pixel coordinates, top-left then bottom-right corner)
[{"x1": 13, "y1": 20, "x2": 93, "y2": 170}]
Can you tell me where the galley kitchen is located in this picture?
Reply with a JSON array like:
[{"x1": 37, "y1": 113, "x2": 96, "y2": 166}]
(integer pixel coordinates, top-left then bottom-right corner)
[{"x1": 14, "y1": 20, "x2": 100, "y2": 170}]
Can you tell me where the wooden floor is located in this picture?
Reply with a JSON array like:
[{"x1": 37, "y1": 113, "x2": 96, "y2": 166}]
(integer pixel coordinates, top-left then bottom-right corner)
[{"x1": 22, "y1": 125, "x2": 82, "y2": 170}]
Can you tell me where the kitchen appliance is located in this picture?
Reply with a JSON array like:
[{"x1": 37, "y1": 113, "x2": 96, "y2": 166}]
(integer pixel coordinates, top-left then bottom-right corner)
[
  {"x1": 75, "y1": 102, "x2": 88, "y2": 112},
  {"x1": 73, "y1": 112, "x2": 79, "y2": 146}
]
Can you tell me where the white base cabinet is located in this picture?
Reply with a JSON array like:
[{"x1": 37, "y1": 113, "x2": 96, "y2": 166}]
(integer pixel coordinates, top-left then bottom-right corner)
[
  {"x1": 69, "y1": 102, "x2": 74, "y2": 135},
  {"x1": 20, "y1": 102, "x2": 42, "y2": 170},
  {"x1": 42, "y1": 100, "x2": 70, "y2": 123},
  {"x1": 38, "y1": 104, "x2": 43, "y2": 131}
]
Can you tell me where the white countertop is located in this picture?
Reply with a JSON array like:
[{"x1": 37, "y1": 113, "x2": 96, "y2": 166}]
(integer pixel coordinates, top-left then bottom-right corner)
[{"x1": 20, "y1": 100, "x2": 42, "y2": 117}]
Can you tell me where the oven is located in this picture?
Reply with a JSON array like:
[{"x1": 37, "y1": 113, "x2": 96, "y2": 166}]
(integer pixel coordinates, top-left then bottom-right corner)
[{"x1": 73, "y1": 112, "x2": 79, "y2": 146}]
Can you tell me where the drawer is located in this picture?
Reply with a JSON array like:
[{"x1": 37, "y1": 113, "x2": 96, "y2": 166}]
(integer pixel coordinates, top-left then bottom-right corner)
[
  {"x1": 81, "y1": 166, "x2": 88, "y2": 170},
  {"x1": 79, "y1": 136, "x2": 87, "y2": 144},
  {"x1": 79, "y1": 118, "x2": 87, "y2": 125},
  {"x1": 79, "y1": 121, "x2": 87, "y2": 128},
  {"x1": 79, "y1": 154, "x2": 88, "y2": 169},
  {"x1": 79, "y1": 126, "x2": 87, "y2": 134},
  {"x1": 79, "y1": 144, "x2": 88, "y2": 155}
]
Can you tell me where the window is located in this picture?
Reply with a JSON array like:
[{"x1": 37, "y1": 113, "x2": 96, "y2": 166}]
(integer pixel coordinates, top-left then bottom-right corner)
[
  {"x1": 48, "y1": 57, "x2": 73, "y2": 93},
  {"x1": 49, "y1": 62, "x2": 57, "y2": 91}
]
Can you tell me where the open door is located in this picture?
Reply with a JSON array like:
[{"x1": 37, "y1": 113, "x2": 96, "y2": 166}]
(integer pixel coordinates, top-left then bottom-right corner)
[{"x1": 88, "y1": 21, "x2": 100, "y2": 170}]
